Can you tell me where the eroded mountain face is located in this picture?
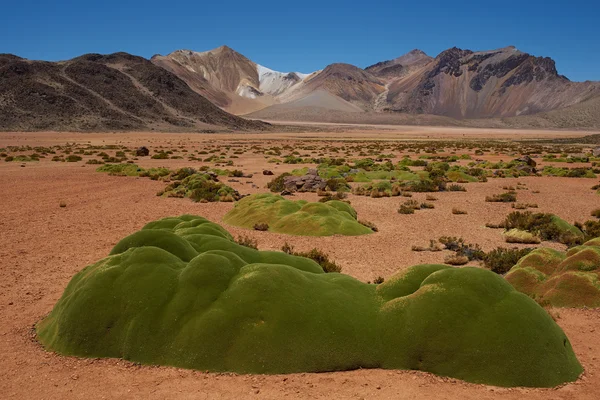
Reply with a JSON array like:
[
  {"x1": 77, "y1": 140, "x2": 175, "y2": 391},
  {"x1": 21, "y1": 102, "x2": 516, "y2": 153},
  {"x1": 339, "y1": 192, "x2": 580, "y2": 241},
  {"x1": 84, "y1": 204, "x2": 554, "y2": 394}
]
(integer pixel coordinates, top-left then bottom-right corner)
[
  {"x1": 0, "y1": 51, "x2": 269, "y2": 131},
  {"x1": 383, "y1": 46, "x2": 599, "y2": 118},
  {"x1": 151, "y1": 46, "x2": 314, "y2": 114}
]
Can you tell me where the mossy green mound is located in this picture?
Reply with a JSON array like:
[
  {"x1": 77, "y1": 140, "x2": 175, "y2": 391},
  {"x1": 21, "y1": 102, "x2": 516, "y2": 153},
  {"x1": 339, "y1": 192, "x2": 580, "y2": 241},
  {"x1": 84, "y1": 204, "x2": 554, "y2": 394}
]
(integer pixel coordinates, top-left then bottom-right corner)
[
  {"x1": 506, "y1": 238, "x2": 600, "y2": 307},
  {"x1": 97, "y1": 164, "x2": 239, "y2": 202},
  {"x1": 223, "y1": 193, "x2": 372, "y2": 236},
  {"x1": 37, "y1": 215, "x2": 582, "y2": 387},
  {"x1": 159, "y1": 174, "x2": 240, "y2": 202}
]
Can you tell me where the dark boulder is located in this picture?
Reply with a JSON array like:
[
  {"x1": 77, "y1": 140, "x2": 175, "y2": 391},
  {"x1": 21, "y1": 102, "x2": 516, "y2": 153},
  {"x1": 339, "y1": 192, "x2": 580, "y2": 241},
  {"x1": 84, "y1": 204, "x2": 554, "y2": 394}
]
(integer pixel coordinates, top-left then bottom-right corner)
[{"x1": 136, "y1": 146, "x2": 150, "y2": 157}]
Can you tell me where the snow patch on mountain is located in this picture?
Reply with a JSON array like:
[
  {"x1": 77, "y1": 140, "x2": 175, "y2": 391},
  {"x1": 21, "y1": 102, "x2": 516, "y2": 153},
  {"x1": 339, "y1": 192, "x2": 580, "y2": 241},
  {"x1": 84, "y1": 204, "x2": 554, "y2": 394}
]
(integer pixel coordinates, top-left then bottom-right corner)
[{"x1": 256, "y1": 64, "x2": 313, "y2": 96}]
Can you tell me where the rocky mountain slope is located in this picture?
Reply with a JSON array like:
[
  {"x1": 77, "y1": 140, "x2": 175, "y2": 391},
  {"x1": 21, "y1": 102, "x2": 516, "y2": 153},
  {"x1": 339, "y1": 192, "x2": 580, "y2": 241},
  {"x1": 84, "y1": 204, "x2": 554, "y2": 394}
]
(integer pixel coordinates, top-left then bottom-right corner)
[
  {"x1": 0, "y1": 52, "x2": 269, "y2": 131},
  {"x1": 382, "y1": 46, "x2": 600, "y2": 118}
]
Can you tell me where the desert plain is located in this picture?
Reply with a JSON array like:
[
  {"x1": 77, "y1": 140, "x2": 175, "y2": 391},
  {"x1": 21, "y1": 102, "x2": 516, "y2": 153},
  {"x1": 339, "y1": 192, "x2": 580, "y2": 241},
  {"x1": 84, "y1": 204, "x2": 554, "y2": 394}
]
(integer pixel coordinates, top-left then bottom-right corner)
[{"x1": 1, "y1": 125, "x2": 600, "y2": 400}]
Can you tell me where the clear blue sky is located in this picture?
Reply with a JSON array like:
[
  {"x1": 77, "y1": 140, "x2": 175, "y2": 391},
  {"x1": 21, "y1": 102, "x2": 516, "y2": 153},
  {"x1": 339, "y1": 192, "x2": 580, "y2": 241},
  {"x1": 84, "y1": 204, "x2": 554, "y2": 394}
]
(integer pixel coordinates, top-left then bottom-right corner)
[{"x1": 2, "y1": 0, "x2": 598, "y2": 82}]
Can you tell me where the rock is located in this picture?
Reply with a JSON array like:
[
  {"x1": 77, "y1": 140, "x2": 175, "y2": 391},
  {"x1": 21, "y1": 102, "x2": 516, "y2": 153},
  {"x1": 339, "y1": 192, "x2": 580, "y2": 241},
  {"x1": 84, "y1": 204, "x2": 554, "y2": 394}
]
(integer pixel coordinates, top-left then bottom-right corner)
[
  {"x1": 136, "y1": 146, "x2": 150, "y2": 157},
  {"x1": 516, "y1": 165, "x2": 536, "y2": 174},
  {"x1": 515, "y1": 155, "x2": 536, "y2": 167},
  {"x1": 280, "y1": 190, "x2": 293, "y2": 196},
  {"x1": 262, "y1": 170, "x2": 274, "y2": 175},
  {"x1": 207, "y1": 171, "x2": 219, "y2": 181},
  {"x1": 593, "y1": 147, "x2": 600, "y2": 157},
  {"x1": 282, "y1": 173, "x2": 327, "y2": 193}
]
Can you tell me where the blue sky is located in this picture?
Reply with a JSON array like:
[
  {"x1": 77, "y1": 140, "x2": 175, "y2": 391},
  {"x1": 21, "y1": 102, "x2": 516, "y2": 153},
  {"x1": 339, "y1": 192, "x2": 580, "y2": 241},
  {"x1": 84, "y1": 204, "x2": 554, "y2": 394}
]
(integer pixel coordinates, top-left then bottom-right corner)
[{"x1": 1, "y1": 0, "x2": 598, "y2": 81}]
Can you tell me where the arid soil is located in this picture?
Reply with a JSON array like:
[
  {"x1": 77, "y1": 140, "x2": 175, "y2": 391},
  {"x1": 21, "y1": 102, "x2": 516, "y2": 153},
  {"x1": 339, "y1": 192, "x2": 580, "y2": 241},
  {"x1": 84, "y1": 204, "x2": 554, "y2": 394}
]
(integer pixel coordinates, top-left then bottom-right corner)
[{"x1": 1, "y1": 129, "x2": 600, "y2": 399}]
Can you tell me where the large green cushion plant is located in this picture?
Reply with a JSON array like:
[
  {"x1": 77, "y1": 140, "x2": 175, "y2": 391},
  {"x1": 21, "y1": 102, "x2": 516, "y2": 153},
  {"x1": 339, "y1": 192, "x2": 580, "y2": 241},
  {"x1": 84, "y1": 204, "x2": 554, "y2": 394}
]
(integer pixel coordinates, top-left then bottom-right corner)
[
  {"x1": 38, "y1": 215, "x2": 582, "y2": 387},
  {"x1": 223, "y1": 193, "x2": 372, "y2": 236}
]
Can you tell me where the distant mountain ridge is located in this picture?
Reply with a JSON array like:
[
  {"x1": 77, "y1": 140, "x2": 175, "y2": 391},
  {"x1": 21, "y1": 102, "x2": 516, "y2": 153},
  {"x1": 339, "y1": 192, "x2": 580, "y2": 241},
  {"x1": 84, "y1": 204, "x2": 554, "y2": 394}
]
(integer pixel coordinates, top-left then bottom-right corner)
[
  {"x1": 152, "y1": 45, "x2": 599, "y2": 125},
  {"x1": 2, "y1": 45, "x2": 600, "y2": 131},
  {"x1": 0, "y1": 51, "x2": 269, "y2": 131}
]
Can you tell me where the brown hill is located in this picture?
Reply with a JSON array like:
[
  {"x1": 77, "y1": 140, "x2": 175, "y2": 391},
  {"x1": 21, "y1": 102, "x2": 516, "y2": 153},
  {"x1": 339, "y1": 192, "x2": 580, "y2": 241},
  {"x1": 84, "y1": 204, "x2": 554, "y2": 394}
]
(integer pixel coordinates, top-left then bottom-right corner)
[
  {"x1": 0, "y1": 52, "x2": 268, "y2": 132},
  {"x1": 365, "y1": 49, "x2": 433, "y2": 79},
  {"x1": 151, "y1": 46, "x2": 264, "y2": 112},
  {"x1": 279, "y1": 63, "x2": 386, "y2": 111}
]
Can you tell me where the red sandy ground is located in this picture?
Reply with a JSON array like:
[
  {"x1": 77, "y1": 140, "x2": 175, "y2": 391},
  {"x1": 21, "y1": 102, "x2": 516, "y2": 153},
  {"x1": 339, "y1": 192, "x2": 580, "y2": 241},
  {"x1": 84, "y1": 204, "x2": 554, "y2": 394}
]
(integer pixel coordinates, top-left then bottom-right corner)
[{"x1": 1, "y1": 129, "x2": 599, "y2": 399}]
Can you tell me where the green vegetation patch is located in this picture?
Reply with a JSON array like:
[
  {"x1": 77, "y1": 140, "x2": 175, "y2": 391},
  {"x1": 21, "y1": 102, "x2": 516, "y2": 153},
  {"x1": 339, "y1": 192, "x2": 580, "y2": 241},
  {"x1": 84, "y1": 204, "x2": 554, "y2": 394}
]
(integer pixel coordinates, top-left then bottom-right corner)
[
  {"x1": 159, "y1": 174, "x2": 240, "y2": 202},
  {"x1": 503, "y1": 211, "x2": 584, "y2": 245},
  {"x1": 97, "y1": 165, "x2": 239, "y2": 202},
  {"x1": 38, "y1": 216, "x2": 582, "y2": 387},
  {"x1": 223, "y1": 193, "x2": 372, "y2": 236},
  {"x1": 506, "y1": 238, "x2": 600, "y2": 307}
]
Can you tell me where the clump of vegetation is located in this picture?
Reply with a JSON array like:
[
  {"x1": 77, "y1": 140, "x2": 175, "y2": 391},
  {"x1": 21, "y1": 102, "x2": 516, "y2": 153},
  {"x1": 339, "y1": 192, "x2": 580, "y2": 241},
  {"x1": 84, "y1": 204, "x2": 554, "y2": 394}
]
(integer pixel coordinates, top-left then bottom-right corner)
[
  {"x1": 439, "y1": 236, "x2": 485, "y2": 261},
  {"x1": 66, "y1": 155, "x2": 82, "y2": 162},
  {"x1": 411, "y1": 239, "x2": 443, "y2": 252},
  {"x1": 359, "y1": 220, "x2": 378, "y2": 232},
  {"x1": 97, "y1": 163, "x2": 143, "y2": 176},
  {"x1": 398, "y1": 199, "x2": 420, "y2": 214},
  {"x1": 484, "y1": 247, "x2": 534, "y2": 275},
  {"x1": 486, "y1": 192, "x2": 517, "y2": 202},
  {"x1": 503, "y1": 229, "x2": 541, "y2": 244},
  {"x1": 591, "y1": 208, "x2": 600, "y2": 219},
  {"x1": 452, "y1": 208, "x2": 467, "y2": 215},
  {"x1": 282, "y1": 243, "x2": 342, "y2": 273},
  {"x1": 159, "y1": 174, "x2": 240, "y2": 203},
  {"x1": 253, "y1": 223, "x2": 269, "y2": 231},
  {"x1": 512, "y1": 203, "x2": 538, "y2": 210},
  {"x1": 542, "y1": 166, "x2": 596, "y2": 178},
  {"x1": 151, "y1": 152, "x2": 169, "y2": 160},
  {"x1": 236, "y1": 235, "x2": 258, "y2": 249},
  {"x1": 503, "y1": 211, "x2": 584, "y2": 246},
  {"x1": 325, "y1": 178, "x2": 350, "y2": 192},
  {"x1": 318, "y1": 192, "x2": 348, "y2": 203},
  {"x1": 447, "y1": 184, "x2": 467, "y2": 192},
  {"x1": 267, "y1": 173, "x2": 292, "y2": 192}
]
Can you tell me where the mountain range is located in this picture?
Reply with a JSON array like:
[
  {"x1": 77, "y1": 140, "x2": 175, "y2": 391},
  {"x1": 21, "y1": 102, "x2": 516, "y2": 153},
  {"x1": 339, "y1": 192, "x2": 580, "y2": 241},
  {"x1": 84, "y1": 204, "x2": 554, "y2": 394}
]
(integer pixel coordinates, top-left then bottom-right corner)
[
  {"x1": 0, "y1": 52, "x2": 268, "y2": 131},
  {"x1": 1, "y1": 45, "x2": 600, "y2": 131}
]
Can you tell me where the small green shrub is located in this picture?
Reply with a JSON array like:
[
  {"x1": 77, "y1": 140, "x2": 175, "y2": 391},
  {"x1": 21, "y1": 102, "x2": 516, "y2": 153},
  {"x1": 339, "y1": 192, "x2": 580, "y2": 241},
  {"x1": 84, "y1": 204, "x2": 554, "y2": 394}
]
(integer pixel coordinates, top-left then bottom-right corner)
[
  {"x1": 486, "y1": 192, "x2": 517, "y2": 202},
  {"x1": 447, "y1": 184, "x2": 466, "y2": 192},
  {"x1": 281, "y1": 243, "x2": 342, "y2": 273},
  {"x1": 359, "y1": 220, "x2": 378, "y2": 232},
  {"x1": 66, "y1": 155, "x2": 82, "y2": 162},
  {"x1": 267, "y1": 173, "x2": 292, "y2": 192},
  {"x1": 236, "y1": 235, "x2": 258, "y2": 249},
  {"x1": 484, "y1": 247, "x2": 534, "y2": 275}
]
